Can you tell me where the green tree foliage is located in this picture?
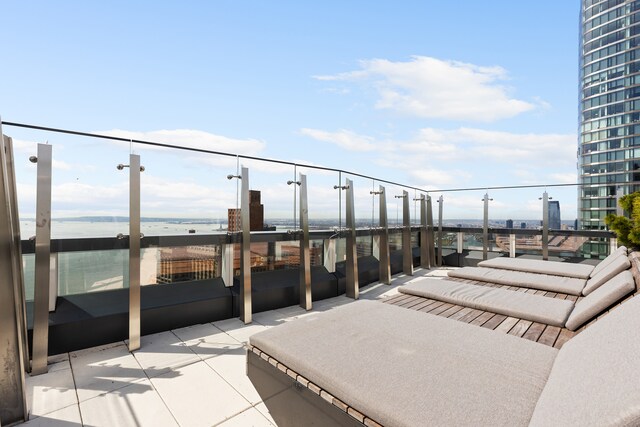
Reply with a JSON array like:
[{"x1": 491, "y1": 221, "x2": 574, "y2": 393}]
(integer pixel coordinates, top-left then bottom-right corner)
[{"x1": 604, "y1": 192, "x2": 640, "y2": 248}]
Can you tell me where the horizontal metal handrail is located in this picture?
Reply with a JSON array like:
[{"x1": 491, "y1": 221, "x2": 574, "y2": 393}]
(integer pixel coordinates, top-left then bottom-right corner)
[
  {"x1": 2, "y1": 120, "x2": 590, "y2": 194},
  {"x1": 20, "y1": 226, "x2": 615, "y2": 254}
]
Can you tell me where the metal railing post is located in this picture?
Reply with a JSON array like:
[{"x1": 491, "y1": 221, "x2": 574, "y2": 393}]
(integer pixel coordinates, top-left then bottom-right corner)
[
  {"x1": 128, "y1": 154, "x2": 142, "y2": 351},
  {"x1": 240, "y1": 166, "x2": 252, "y2": 323},
  {"x1": 371, "y1": 186, "x2": 391, "y2": 284},
  {"x1": 397, "y1": 191, "x2": 413, "y2": 275},
  {"x1": 416, "y1": 195, "x2": 430, "y2": 268},
  {"x1": 31, "y1": 143, "x2": 52, "y2": 375},
  {"x1": 437, "y1": 196, "x2": 443, "y2": 266},
  {"x1": 457, "y1": 232, "x2": 463, "y2": 254},
  {"x1": 345, "y1": 179, "x2": 358, "y2": 299},
  {"x1": 482, "y1": 193, "x2": 492, "y2": 261},
  {"x1": 0, "y1": 130, "x2": 27, "y2": 424},
  {"x1": 509, "y1": 234, "x2": 516, "y2": 258},
  {"x1": 427, "y1": 196, "x2": 436, "y2": 267},
  {"x1": 5, "y1": 135, "x2": 29, "y2": 372},
  {"x1": 541, "y1": 191, "x2": 549, "y2": 261},
  {"x1": 298, "y1": 174, "x2": 311, "y2": 310}
]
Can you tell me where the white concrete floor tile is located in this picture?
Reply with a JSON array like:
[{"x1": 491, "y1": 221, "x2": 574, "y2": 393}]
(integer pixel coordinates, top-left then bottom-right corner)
[
  {"x1": 26, "y1": 361, "x2": 77, "y2": 418},
  {"x1": 212, "y1": 319, "x2": 268, "y2": 344},
  {"x1": 273, "y1": 305, "x2": 308, "y2": 317},
  {"x1": 131, "y1": 331, "x2": 199, "y2": 377},
  {"x1": 79, "y1": 378, "x2": 177, "y2": 427},
  {"x1": 204, "y1": 347, "x2": 262, "y2": 404},
  {"x1": 251, "y1": 310, "x2": 292, "y2": 327},
  {"x1": 23, "y1": 404, "x2": 81, "y2": 426},
  {"x1": 172, "y1": 323, "x2": 243, "y2": 360},
  {"x1": 254, "y1": 402, "x2": 276, "y2": 425},
  {"x1": 151, "y1": 361, "x2": 251, "y2": 427},
  {"x1": 70, "y1": 342, "x2": 147, "y2": 402},
  {"x1": 217, "y1": 406, "x2": 274, "y2": 426},
  {"x1": 47, "y1": 353, "x2": 69, "y2": 365}
]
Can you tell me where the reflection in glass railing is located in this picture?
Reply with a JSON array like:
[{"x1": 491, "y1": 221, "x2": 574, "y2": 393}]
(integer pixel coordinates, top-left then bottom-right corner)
[{"x1": 57, "y1": 250, "x2": 128, "y2": 296}]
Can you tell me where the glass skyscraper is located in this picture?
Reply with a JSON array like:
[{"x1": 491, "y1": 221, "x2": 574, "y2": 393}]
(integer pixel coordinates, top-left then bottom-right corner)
[{"x1": 579, "y1": 0, "x2": 640, "y2": 254}]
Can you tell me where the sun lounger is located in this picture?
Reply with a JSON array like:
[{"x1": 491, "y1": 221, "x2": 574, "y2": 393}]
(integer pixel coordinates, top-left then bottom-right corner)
[
  {"x1": 477, "y1": 246, "x2": 626, "y2": 279},
  {"x1": 448, "y1": 254, "x2": 631, "y2": 296},
  {"x1": 248, "y1": 292, "x2": 640, "y2": 426},
  {"x1": 399, "y1": 270, "x2": 636, "y2": 331},
  {"x1": 399, "y1": 278, "x2": 574, "y2": 326},
  {"x1": 447, "y1": 266, "x2": 586, "y2": 295}
]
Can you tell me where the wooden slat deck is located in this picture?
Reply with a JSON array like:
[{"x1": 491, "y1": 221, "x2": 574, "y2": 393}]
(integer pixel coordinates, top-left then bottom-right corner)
[{"x1": 383, "y1": 275, "x2": 639, "y2": 349}]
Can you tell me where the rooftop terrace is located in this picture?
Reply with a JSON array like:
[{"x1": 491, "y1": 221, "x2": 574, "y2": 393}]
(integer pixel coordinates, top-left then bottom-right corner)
[
  {"x1": 0, "y1": 121, "x2": 628, "y2": 426},
  {"x1": 19, "y1": 268, "x2": 446, "y2": 426}
]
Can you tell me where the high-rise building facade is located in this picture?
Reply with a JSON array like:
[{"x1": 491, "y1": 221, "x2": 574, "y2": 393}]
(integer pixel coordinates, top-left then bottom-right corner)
[{"x1": 579, "y1": 0, "x2": 640, "y2": 254}]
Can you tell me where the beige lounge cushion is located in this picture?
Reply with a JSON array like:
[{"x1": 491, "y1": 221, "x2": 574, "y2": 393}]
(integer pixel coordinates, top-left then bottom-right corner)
[
  {"x1": 589, "y1": 246, "x2": 627, "y2": 278},
  {"x1": 250, "y1": 300, "x2": 558, "y2": 427},
  {"x1": 399, "y1": 278, "x2": 574, "y2": 327},
  {"x1": 529, "y1": 291, "x2": 640, "y2": 426},
  {"x1": 565, "y1": 270, "x2": 635, "y2": 331},
  {"x1": 478, "y1": 257, "x2": 593, "y2": 279},
  {"x1": 582, "y1": 255, "x2": 630, "y2": 296},
  {"x1": 448, "y1": 267, "x2": 585, "y2": 296}
]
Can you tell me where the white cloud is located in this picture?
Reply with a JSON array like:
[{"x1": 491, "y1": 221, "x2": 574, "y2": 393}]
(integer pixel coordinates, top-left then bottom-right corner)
[
  {"x1": 298, "y1": 126, "x2": 576, "y2": 193},
  {"x1": 315, "y1": 56, "x2": 537, "y2": 122},
  {"x1": 548, "y1": 173, "x2": 577, "y2": 184},
  {"x1": 300, "y1": 128, "x2": 376, "y2": 151}
]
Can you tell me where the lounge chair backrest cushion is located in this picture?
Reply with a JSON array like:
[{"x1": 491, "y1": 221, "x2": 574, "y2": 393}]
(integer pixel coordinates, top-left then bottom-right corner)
[
  {"x1": 564, "y1": 270, "x2": 635, "y2": 331},
  {"x1": 582, "y1": 255, "x2": 630, "y2": 296},
  {"x1": 529, "y1": 291, "x2": 640, "y2": 426},
  {"x1": 589, "y1": 246, "x2": 627, "y2": 278}
]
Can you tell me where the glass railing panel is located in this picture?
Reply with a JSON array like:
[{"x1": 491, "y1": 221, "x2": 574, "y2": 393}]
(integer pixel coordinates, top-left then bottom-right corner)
[
  {"x1": 131, "y1": 142, "x2": 233, "y2": 285},
  {"x1": 57, "y1": 249, "x2": 129, "y2": 295},
  {"x1": 440, "y1": 232, "x2": 458, "y2": 250},
  {"x1": 155, "y1": 245, "x2": 220, "y2": 284},
  {"x1": 296, "y1": 166, "x2": 340, "y2": 231},
  {"x1": 389, "y1": 231, "x2": 402, "y2": 251},
  {"x1": 356, "y1": 235, "x2": 373, "y2": 258},
  {"x1": 22, "y1": 254, "x2": 35, "y2": 301},
  {"x1": 240, "y1": 159, "x2": 296, "y2": 232},
  {"x1": 309, "y1": 239, "x2": 324, "y2": 267}
]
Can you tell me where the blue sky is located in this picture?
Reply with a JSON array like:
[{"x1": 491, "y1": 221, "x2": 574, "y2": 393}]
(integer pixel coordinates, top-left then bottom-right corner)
[{"x1": 1, "y1": 1, "x2": 581, "y2": 223}]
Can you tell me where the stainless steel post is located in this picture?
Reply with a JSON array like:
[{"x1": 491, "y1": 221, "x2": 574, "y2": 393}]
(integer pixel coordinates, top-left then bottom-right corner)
[
  {"x1": 417, "y1": 195, "x2": 429, "y2": 268},
  {"x1": 437, "y1": 196, "x2": 443, "y2": 266},
  {"x1": 240, "y1": 166, "x2": 252, "y2": 323},
  {"x1": 345, "y1": 179, "x2": 358, "y2": 299},
  {"x1": 542, "y1": 191, "x2": 549, "y2": 261},
  {"x1": 298, "y1": 174, "x2": 311, "y2": 310},
  {"x1": 31, "y1": 144, "x2": 52, "y2": 375},
  {"x1": 457, "y1": 232, "x2": 463, "y2": 254},
  {"x1": 427, "y1": 196, "x2": 436, "y2": 267},
  {"x1": 509, "y1": 234, "x2": 516, "y2": 258},
  {"x1": 128, "y1": 154, "x2": 141, "y2": 351},
  {"x1": 401, "y1": 191, "x2": 413, "y2": 275},
  {"x1": 482, "y1": 193, "x2": 490, "y2": 261},
  {"x1": 4, "y1": 136, "x2": 29, "y2": 371},
  {"x1": 0, "y1": 130, "x2": 27, "y2": 425},
  {"x1": 378, "y1": 186, "x2": 390, "y2": 284}
]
